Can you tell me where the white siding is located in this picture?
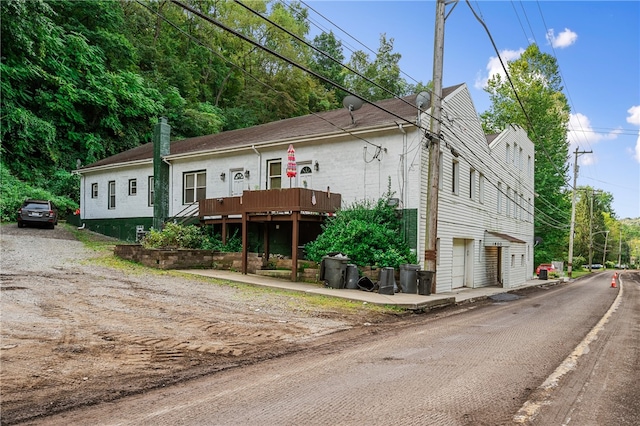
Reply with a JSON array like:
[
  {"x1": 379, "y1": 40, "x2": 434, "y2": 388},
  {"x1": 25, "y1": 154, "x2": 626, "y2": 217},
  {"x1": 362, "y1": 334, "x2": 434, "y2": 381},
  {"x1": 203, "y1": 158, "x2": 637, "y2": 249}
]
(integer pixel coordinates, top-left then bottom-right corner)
[{"x1": 78, "y1": 84, "x2": 535, "y2": 292}]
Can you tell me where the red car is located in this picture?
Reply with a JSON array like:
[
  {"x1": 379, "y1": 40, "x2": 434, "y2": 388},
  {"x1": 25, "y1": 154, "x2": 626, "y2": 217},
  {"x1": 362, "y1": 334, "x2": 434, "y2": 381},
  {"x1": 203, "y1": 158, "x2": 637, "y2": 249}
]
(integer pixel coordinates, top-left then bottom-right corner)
[{"x1": 536, "y1": 263, "x2": 557, "y2": 276}]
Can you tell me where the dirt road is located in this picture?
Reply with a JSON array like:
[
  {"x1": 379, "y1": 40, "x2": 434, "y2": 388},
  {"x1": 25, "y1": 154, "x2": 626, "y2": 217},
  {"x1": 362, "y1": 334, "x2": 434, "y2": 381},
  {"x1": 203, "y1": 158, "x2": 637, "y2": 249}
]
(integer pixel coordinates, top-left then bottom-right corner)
[{"x1": 0, "y1": 224, "x2": 403, "y2": 425}]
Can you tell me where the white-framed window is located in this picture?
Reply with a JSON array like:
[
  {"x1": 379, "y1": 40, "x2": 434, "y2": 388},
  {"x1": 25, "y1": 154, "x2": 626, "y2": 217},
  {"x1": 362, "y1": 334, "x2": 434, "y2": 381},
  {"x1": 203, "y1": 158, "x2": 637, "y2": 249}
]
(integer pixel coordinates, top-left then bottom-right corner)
[
  {"x1": 452, "y1": 160, "x2": 459, "y2": 195},
  {"x1": 513, "y1": 143, "x2": 518, "y2": 166},
  {"x1": 479, "y1": 174, "x2": 485, "y2": 204},
  {"x1": 148, "y1": 176, "x2": 154, "y2": 207},
  {"x1": 267, "y1": 160, "x2": 282, "y2": 189},
  {"x1": 507, "y1": 187, "x2": 512, "y2": 217},
  {"x1": 183, "y1": 170, "x2": 206, "y2": 204},
  {"x1": 506, "y1": 144, "x2": 511, "y2": 164},
  {"x1": 91, "y1": 183, "x2": 98, "y2": 198},
  {"x1": 469, "y1": 169, "x2": 476, "y2": 200},
  {"x1": 528, "y1": 155, "x2": 532, "y2": 177},
  {"x1": 497, "y1": 182, "x2": 502, "y2": 214},
  {"x1": 128, "y1": 179, "x2": 137, "y2": 196},
  {"x1": 519, "y1": 147, "x2": 523, "y2": 170},
  {"x1": 528, "y1": 196, "x2": 532, "y2": 222},
  {"x1": 108, "y1": 181, "x2": 116, "y2": 209}
]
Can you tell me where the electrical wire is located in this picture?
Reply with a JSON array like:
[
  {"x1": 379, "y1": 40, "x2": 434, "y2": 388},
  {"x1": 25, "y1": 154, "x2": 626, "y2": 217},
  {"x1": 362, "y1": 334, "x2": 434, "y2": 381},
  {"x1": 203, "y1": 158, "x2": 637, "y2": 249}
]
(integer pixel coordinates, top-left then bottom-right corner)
[{"x1": 465, "y1": 0, "x2": 573, "y2": 190}]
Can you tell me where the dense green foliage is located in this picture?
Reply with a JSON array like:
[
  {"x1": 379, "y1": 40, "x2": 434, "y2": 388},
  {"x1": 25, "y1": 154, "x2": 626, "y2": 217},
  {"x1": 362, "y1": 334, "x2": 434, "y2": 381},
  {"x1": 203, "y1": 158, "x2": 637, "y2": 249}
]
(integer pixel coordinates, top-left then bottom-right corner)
[
  {"x1": 1, "y1": 0, "x2": 418, "y2": 214},
  {"x1": 141, "y1": 222, "x2": 241, "y2": 251},
  {"x1": 304, "y1": 194, "x2": 417, "y2": 269},
  {"x1": 0, "y1": 163, "x2": 78, "y2": 222}
]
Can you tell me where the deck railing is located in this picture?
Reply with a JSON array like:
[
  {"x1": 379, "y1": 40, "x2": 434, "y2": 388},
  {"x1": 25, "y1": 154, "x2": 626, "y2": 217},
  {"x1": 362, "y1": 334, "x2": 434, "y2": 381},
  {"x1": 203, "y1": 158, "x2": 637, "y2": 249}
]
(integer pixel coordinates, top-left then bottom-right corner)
[{"x1": 199, "y1": 188, "x2": 341, "y2": 218}]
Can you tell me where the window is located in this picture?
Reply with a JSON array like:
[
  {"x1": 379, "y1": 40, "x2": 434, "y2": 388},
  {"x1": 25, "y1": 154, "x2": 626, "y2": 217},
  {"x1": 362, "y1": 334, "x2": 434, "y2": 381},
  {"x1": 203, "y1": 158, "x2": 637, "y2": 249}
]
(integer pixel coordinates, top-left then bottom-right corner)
[
  {"x1": 506, "y1": 144, "x2": 511, "y2": 164},
  {"x1": 513, "y1": 143, "x2": 518, "y2": 166},
  {"x1": 128, "y1": 179, "x2": 137, "y2": 196},
  {"x1": 452, "y1": 160, "x2": 459, "y2": 195},
  {"x1": 506, "y1": 187, "x2": 512, "y2": 217},
  {"x1": 511, "y1": 254, "x2": 515, "y2": 267},
  {"x1": 183, "y1": 171, "x2": 206, "y2": 204},
  {"x1": 521, "y1": 254, "x2": 525, "y2": 266},
  {"x1": 497, "y1": 182, "x2": 502, "y2": 214},
  {"x1": 527, "y1": 155, "x2": 532, "y2": 177},
  {"x1": 91, "y1": 183, "x2": 98, "y2": 198},
  {"x1": 108, "y1": 181, "x2": 116, "y2": 209},
  {"x1": 519, "y1": 194, "x2": 524, "y2": 220},
  {"x1": 469, "y1": 169, "x2": 476, "y2": 200},
  {"x1": 479, "y1": 174, "x2": 485, "y2": 204},
  {"x1": 268, "y1": 160, "x2": 282, "y2": 189},
  {"x1": 528, "y1": 196, "x2": 532, "y2": 221},
  {"x1": 519, "y1": 147, "x2": 523, "y2": 170},
  {"x1": 148, "y1": 176, "x2": 154, "y2": 207}
]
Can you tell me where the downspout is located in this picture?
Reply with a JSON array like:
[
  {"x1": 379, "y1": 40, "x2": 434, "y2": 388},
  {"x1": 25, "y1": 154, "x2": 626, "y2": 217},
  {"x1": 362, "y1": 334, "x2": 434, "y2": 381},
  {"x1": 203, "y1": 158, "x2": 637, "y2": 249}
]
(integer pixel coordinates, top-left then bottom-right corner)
[
  {"x1": 397, "y1": 122, "x2": 408, "y2": 245},
  {"x1": 397, "y1": 123, "x2": 407, "y2": 207},
  {"x1": 252, "y1": 145, "x2": 261, "y2": 190}
]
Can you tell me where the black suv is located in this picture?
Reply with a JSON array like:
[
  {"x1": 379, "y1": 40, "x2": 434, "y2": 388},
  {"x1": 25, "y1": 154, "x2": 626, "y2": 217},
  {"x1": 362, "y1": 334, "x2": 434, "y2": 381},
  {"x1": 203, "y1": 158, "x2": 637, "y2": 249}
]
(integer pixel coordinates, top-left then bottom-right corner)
[{"x1": 17, "y1": 199, "x2": 59, "y2": 229}]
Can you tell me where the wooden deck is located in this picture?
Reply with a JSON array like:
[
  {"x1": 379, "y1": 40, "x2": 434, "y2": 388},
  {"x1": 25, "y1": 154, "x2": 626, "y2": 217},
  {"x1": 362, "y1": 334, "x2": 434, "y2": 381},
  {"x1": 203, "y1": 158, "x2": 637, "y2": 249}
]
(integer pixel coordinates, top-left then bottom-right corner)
[{"x1": 198, "y1": 188, "x2": 341, "y2": 281}]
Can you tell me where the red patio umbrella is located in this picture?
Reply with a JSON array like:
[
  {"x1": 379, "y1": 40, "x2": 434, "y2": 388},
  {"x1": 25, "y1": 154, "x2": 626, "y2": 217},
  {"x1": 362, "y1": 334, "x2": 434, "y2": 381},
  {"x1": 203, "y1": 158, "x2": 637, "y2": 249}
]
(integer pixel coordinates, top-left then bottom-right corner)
[{"x1": 286, "y1": 144, "x2": 297, "y2": 184}]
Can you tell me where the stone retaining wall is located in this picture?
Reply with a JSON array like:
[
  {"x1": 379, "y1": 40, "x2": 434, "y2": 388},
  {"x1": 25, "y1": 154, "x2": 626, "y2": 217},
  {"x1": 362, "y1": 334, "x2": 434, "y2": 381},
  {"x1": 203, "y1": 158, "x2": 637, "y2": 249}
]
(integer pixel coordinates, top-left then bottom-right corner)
[{"x1": 114, "y1": 245, "x2": 315, "y2": 277}]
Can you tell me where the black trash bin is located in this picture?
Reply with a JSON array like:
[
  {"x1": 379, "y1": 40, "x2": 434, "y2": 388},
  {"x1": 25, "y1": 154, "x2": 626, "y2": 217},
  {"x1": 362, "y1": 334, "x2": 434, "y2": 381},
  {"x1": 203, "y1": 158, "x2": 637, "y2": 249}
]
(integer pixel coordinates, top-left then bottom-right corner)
[
  {"x1": 322, "y1": 256, "x2": 350, "y2": 289},
  {"x1": 400, "y1": 264, "x2": 420, "y2": 294},
  {"x1": 346, "y1": 264, "x2": 359, "y2": 289},
  {"x1": 378, "y1": 267, "x2": 395, "y2": 295},
  {"x1": 417, "y1": 270, "x2": 434, "y2": 295},
  {"x1": 539, "y1": 268, "x2": 548, "y2": 280}
]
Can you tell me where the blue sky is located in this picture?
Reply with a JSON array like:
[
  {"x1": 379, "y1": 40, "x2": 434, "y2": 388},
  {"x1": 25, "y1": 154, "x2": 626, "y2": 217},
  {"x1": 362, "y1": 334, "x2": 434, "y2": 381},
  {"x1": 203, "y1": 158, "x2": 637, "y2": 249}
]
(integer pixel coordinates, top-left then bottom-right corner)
[{"x1": 303, "y1": 0, "x2": 640, "y2": 219}]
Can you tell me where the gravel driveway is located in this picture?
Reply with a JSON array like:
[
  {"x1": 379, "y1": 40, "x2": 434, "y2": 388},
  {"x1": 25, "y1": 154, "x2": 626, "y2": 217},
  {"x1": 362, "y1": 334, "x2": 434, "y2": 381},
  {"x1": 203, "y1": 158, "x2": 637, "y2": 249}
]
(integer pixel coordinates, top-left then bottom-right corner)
[{"x1": 0, "y1": 224, "x2": 399, "y2": 425}]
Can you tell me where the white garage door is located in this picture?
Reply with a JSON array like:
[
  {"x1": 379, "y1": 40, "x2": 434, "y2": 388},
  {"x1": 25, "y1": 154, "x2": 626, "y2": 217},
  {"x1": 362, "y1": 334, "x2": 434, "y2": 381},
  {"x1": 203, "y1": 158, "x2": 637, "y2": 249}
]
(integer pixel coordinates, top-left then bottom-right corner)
[{"x1": 452, "y1": 239, "x2": 465, "y2": 288}]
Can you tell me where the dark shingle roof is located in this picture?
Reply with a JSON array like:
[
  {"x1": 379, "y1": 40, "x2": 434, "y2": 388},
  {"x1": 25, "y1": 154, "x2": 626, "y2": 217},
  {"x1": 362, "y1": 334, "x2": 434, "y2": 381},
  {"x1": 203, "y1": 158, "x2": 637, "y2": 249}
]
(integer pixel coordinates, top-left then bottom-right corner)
[{"x1": 81, "y1": 85, "x2": 463, "y2": 170}]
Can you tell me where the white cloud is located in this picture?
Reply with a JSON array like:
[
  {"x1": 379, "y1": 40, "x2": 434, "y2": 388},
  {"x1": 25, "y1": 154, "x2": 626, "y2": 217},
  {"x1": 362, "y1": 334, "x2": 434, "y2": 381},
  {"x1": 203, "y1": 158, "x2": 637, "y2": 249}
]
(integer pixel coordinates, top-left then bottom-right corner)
[
  {"x1": 627, "y1": 105, "x2": 640, "y2": 126},
  {"x1": 546, "y1": 28, "x2": 578, "y2": 48},
  {"x1": 474, "y1": 48, "x2": 524, "y2": 90},
  {"x1": 568, "y1": 113, "x2": 616, "y2": 146},
  {"x1": 629, "y1": 106, "x2": 640, "y2": 163}
]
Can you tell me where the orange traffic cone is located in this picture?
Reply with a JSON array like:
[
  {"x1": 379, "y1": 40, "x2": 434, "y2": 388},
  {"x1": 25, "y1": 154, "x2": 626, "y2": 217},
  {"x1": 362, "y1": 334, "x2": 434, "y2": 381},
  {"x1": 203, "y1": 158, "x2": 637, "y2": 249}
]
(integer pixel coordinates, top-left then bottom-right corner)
[{"x1": 611, "y1": 275, "x2": 617, "y2": 288}]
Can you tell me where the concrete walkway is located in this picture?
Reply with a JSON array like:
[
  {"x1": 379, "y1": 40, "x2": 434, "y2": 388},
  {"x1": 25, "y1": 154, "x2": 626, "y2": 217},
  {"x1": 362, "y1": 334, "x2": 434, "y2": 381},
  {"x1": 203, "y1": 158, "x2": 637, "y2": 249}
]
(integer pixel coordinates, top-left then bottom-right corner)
[{"x1": 179, "y1": 269, "x2": 563, "y2": 311}]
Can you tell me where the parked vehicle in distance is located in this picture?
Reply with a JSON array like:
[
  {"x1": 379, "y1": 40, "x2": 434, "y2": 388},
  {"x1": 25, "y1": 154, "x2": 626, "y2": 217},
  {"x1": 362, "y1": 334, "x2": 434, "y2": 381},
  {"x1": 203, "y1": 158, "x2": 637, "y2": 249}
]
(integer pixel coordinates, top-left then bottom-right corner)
[
  {"x1": 536, "y1": 263, "x2": 557, "y2": 276},
  {"x1": 582, "y1": 264, "x2": 604, "y2": 270},
  {"x1": 17, "y1": 199, "x2": 58, "y2": 229}
]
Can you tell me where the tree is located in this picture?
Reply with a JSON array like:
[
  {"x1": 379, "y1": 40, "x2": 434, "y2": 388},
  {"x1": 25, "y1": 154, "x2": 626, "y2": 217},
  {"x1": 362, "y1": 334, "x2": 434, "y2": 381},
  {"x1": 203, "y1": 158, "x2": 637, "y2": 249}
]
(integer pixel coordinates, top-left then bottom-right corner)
[
  {"x1": 480, "y1": 44, "x2": 571, "y2": 267},
  {"x1": 309, "y1": 30, "x2": 346, "y2": 108},
  {"x1": 344, "y1": 34, "x2": 410, "y2": 101}
]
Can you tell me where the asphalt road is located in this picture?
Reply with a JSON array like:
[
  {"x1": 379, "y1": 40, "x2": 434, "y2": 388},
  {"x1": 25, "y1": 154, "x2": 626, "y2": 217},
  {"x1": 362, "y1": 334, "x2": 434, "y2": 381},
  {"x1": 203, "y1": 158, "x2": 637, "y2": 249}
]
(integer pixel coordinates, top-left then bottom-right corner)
[
  {"x1": 523, "y1": 271, "x2": 640, "y2": 425},
  {"x1": 33, "y1": 270, "x2": 635, "y2": 425}
]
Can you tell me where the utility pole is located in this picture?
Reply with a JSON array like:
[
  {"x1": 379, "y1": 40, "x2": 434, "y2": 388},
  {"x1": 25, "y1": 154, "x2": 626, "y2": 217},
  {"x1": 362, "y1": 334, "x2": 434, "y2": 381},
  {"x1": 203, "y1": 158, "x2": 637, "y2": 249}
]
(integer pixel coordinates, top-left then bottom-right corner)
[
  {"x1": 602, "y1": 230, "x2": 610, "y2": 266},
  {"x1": 567, "y1": 147, "x2": 592, "y2": 278},
  {"x1": 618, "y1": 228, "x2": 622, "y2": 267},
  {"x1": 424, "y1": 0, "x2": 446, "y2": 293}
]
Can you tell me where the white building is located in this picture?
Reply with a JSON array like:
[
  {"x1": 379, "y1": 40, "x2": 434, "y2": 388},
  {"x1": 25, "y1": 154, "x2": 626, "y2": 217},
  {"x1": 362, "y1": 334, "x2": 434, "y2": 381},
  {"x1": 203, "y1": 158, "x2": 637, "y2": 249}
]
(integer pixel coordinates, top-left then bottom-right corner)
[{"x1": 77, "y1": 83, "x2": 535, "y2": 292}]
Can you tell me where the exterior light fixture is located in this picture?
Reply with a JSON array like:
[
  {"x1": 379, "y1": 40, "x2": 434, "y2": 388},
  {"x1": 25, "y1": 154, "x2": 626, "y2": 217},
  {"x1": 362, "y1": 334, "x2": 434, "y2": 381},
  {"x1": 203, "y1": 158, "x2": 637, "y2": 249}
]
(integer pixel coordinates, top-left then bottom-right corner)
[
  {"x1": 244, "y1": 170, "x2": 250, "y2": 178},
  {"x1": 314, "y1": 161, "x2": 319, "y2": 171},
  {"x1": 220, "y1": 172, "x2": 226, "y2": 181}
]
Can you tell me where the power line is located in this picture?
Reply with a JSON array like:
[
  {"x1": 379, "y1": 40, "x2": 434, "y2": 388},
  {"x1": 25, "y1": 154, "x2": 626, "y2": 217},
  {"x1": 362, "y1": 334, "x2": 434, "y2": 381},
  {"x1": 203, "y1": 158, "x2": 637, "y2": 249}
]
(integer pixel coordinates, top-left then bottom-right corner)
[{"x1": 465, "y1": 0, "x2": 573, "y2": 191}]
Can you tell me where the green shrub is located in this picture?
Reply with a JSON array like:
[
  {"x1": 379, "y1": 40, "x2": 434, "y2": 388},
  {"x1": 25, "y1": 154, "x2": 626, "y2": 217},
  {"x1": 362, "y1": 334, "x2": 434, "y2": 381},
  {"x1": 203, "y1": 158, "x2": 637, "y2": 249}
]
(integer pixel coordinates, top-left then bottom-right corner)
[
  {"x1": 304, "y1": 193, "x2": 417, "y2": 269},
  {"x1": 140, "y1": 223, "x2": 242, "y2": 251}
]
